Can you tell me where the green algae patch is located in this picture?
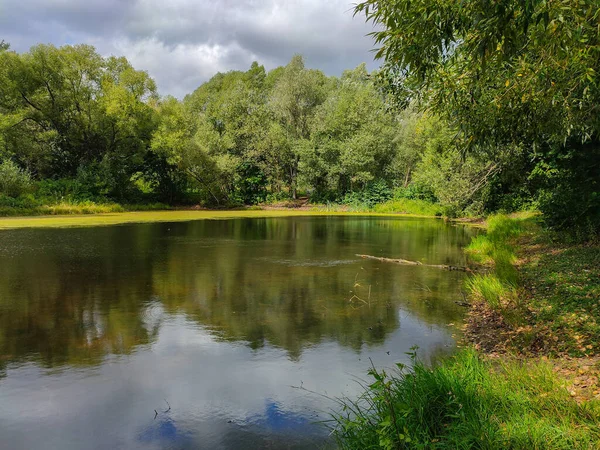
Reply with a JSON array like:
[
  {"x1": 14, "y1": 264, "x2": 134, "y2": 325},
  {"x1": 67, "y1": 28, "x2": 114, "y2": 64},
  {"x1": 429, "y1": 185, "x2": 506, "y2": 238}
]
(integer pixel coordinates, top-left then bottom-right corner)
[{"x1": 0, "y1": 209, "x2": 423, "y2": 230}]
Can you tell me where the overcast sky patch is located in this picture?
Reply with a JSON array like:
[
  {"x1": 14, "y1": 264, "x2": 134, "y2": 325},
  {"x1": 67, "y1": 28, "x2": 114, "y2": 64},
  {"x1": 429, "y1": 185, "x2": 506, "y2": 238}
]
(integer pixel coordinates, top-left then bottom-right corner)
[{"x1": 0, "y1": 0, "x2": 379, "y2": 97}]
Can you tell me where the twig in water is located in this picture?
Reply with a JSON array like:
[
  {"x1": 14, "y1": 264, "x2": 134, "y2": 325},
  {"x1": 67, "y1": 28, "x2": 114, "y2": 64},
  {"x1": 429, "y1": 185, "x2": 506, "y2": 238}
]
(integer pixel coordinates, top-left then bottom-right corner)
[
  {"x1": 164, "y1": 399, "x2": 171, "y2": 413},
  {"x1": 154, "y1": 409, "x2": 158, "y2": 420},
  {"x1": 357, "y1": 254, "x2": 474, "y2": 272}
]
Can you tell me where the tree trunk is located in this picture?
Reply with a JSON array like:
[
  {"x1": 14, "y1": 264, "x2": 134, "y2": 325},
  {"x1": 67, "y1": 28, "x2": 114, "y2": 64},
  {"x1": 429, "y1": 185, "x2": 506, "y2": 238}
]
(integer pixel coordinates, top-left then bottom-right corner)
[{"x1": 403, "y1": 167, "x2": 412, "y2": 188}]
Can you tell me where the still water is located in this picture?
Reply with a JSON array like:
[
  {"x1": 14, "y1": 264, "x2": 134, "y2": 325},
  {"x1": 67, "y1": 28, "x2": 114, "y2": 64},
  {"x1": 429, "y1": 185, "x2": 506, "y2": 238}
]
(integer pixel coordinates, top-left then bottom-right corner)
[{"x1": 0, "y1": 216, "x2": 475, "y2": 449}]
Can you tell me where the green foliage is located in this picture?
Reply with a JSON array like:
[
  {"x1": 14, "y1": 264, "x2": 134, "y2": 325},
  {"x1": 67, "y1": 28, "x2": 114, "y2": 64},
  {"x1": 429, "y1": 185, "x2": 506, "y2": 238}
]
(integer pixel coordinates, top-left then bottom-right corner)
[
  {"x1": 2, "y1": 40, "x2": 577, "y2": 219},
  {"x1": 232, "y1": 162, "x2": 268, "y2": 205},
  {"x1": 412, "y1": 134, "x2": 499, "y2": 217},
  {"x1": 0, "y1": 160, "x2": 32, "y2": 197},
  {"x1": 533, "y1": 145, "x2": 600, "y2": 237},
  {"x1": 264, "y1": 191, "x2": 292, "y2": 204},
  {"x1": 342, "y1": 181, "x2": 393, "y2": 209},
  {"x1": 0, "y1": 43, "x2": 157, "y2": 201},
  {"x1": 270, "y1": 55, "x2": 328, "y2": 198},
  {"x1": 36, "y1": 178, "x2": 99, "y2": 203},
  {"x1": 306, "y1": 64, "x2": 397, "y2": 196},
  {"x1": 332, "y1": 349, "x2": 600, "y2": 449},
  {"x1": 355, "y1": 0, "x2": 600, "y2": 231},
  {"x1": 393, "y1": 183, "x2": 436, "y2": 203},
  {"x1": 355, "y1": 0, "x2": 600, "y2": 150}
]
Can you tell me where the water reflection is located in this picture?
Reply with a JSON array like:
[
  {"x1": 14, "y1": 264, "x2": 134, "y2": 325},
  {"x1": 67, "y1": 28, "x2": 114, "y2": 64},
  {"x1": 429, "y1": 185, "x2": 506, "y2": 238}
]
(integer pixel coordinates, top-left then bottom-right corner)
[{"x1": 0, "y1": 216, "x2": 475, "y2": 448}]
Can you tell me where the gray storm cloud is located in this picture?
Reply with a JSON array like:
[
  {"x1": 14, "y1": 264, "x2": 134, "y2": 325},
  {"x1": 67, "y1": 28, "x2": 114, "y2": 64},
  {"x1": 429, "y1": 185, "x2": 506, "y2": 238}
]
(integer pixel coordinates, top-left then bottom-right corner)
[{"x1": 0, "y1": 0, "x2": 379, "y2": 97}]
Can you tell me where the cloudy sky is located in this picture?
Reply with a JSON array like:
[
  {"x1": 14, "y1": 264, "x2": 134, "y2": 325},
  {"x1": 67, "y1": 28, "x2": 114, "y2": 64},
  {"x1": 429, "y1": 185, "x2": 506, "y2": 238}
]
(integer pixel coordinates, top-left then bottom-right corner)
[{"x1": 0, "y1": 0, "x2": 380, "y2": 98}]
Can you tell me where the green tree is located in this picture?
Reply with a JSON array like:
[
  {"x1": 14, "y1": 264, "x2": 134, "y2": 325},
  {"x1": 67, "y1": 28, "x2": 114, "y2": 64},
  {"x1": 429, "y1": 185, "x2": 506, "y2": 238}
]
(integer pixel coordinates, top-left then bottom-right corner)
[
  {"x1": 355, "y1": 0, "x2": 600, "y2": 230},
  {"x1": 270, "y1": 55, "x2": 327, "y2": 198},
  {"x1": 307, "y1": 64, "x2": 396, "y2": 196},
  {"x1": 0, "y1": 44, "x2": 158, "y2": 200},
  {"x1": 151, "y1": 96, "x2": 224, "y2": 205}
]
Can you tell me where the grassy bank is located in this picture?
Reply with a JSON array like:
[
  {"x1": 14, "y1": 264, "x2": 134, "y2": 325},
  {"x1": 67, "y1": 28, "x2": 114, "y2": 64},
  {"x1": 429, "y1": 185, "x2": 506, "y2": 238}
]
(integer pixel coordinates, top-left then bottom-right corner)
[
  {"x1": 0, "y1": 201, "x2": 172, "y2": 217},
  {"x1": 0, "y1": 193, "x2": 445, "y2": 218},
  {"x1": 333, "y1": 214, "x2": 600, "y2": 449},
  {"x1": 308, "y1": 198, "x2": 444, "y2": 217},
  {"x1": 0, "y1": 195, "x2": 447, "y2": 229},
  {"x1": 465, "y1": 215, "x2": 600, "y2": 358}
]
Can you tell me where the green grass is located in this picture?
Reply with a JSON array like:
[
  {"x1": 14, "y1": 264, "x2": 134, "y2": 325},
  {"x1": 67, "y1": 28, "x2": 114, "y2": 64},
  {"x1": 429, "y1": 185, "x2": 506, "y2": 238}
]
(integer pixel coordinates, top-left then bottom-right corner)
[
  {"x1": 332, "y1": 350, "x2": 600, "y2": 449},
  {"x1": 311, "y1": 198, "x2": 443, "y2": 216},
  {"x1": 332, "y1": 211, "x2": 600, "y2": 449},
  {"x1": 466, "y1": 274, "x2": 514, "y2": 311},
  {"x1": 464, "y1": 214, "x2": 527, "y2": 313},
  {"x1": 0, "y1": 199, "x2": 171, "y2": 217},
  {"x1": 520, "y1": 240, "x2": 600, "y2": 356},
  {"x1": 464, "y1": 212, "x2": 600, "y2": 356},
  {"x1": 373, "y1": 198, "x2": 443, "y2": 216}
]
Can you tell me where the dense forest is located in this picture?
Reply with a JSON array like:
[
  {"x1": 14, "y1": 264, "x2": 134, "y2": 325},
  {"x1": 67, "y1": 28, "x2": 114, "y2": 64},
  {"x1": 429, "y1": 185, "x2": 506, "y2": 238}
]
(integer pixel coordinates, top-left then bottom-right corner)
[{"x1": 0, "y1": 32, "x2": 597, "y2": 233}]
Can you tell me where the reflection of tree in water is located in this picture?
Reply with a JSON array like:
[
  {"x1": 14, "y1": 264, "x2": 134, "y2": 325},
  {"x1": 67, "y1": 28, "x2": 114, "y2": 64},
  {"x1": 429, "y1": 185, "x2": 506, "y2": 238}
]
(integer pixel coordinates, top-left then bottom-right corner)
[
  {"x1": 0, "y1": 225, "x2": 163, "y2": 369},
  {"x1": 0, "y1": 217, "x2": 475, "y2": 368}
]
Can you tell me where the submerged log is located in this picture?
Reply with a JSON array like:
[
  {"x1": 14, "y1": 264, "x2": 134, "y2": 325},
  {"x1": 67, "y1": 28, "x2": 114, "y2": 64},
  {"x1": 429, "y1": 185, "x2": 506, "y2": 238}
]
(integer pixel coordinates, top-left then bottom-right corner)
[{"x1": 356, "y1": 254, "x2": 473, "y2": 273}]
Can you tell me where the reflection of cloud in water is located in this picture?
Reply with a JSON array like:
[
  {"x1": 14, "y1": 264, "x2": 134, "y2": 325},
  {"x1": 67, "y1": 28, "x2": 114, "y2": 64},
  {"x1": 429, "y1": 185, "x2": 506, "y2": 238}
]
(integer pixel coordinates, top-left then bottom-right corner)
[
  {"x1": 0, "y1": 217, "x2": 475, "y2": 449},
  {"x1": 247, "y1": 399, "x2": 315, "y2": 433},
  {"x1": 138, "y1": 415, "x2": 192, "y2": 447}
]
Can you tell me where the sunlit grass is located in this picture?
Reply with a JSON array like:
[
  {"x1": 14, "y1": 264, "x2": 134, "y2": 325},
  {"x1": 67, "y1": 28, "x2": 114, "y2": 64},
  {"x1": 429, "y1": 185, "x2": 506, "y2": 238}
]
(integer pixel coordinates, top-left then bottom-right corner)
[
  {"x1": 0, "y1": 200, "x2": 171, "y2": 217},
  {"x1": 466, "y1": 274, "x2": 511, "y2": 310},
  {"x1": 464, "y1": 214, "x2": 527, "y2": 312},
  {"x1": 373, "y1": 198, "x2": 443, "y2": 216}
]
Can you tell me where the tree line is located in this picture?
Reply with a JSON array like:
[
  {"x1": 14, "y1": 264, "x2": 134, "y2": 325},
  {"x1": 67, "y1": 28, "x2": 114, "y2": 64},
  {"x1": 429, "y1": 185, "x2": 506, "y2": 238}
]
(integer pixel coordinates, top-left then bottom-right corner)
[{"x1": 0, "y1": 33, "x2": 597, "y2": 232}]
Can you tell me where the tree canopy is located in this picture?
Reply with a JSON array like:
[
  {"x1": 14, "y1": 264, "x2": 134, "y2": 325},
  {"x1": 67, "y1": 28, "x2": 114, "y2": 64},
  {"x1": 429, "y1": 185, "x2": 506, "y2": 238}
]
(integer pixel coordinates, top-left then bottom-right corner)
[
  {"x1": 1, "y1": 34, "x2": 596, "y2": 231},
  {"x1": 355, "y1": 0, "x2": 600, "y2": 230}
]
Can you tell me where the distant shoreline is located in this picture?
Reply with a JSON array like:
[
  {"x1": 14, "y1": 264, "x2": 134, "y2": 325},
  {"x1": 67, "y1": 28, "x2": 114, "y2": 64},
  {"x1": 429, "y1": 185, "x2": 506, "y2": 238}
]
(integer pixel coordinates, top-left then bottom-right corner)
[{"x1": 0, "y1": 209, "x2": 444, "y2": 230}]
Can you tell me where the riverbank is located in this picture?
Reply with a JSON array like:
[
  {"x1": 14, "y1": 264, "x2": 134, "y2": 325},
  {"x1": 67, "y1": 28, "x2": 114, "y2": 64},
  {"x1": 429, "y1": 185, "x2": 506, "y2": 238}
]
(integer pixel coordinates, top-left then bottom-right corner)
[
  {"x1": 0, "y1": 196, "x2": 449, "y2": 229},
  {"x1": 464, "y1": 214, "x2": 600, "y2": 401},
  {"x1": 333, "y1": 214, "x2": 600, "y2": 449},
  {"x1": 0, "y1": 196, "x2": 444, "y2": 218}
]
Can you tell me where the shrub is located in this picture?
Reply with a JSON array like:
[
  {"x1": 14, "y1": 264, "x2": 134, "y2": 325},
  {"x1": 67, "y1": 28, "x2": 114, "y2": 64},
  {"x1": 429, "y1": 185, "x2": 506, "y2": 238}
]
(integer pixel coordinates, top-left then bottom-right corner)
[
  {"x1": 393, "y1": 183, "x2": 437, "y2": 203},
  {"x1": 0, "y1": 160, "x2": 32, "y2": 198},
  {"x1": 36, "y1": 178, "x2": 97, "y2": 203},
  {"x1": 342, "y1": 181, "x2": 393, "y2": 209},
  {"x1": 265, "y1": 191, "x2": 292, "y2": 203}
]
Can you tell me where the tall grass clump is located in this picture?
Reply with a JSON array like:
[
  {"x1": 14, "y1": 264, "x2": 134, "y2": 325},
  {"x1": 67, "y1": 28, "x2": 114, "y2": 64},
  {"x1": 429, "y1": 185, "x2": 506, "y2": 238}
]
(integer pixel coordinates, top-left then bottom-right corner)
[
  {"x1": 465, "y1": 214, "x2": 525, "y2": 314},
  {"x1": 331, "y1": 349, "x2": 600, "y2": 449}
]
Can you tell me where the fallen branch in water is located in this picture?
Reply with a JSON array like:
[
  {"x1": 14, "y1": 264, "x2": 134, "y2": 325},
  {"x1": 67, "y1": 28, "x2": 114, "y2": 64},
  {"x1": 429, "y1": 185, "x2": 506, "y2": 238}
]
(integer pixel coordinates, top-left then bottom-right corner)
[{"x1": 356, "y1": 254, "x2": 475, "y2": 273}]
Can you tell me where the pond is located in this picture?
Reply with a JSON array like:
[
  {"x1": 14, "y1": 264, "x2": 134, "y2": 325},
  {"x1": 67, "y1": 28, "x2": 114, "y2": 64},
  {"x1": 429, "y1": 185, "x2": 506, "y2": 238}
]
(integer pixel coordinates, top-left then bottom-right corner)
[{"x1": 0, "y1": 215, "x2": 475, "y2": 449}]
